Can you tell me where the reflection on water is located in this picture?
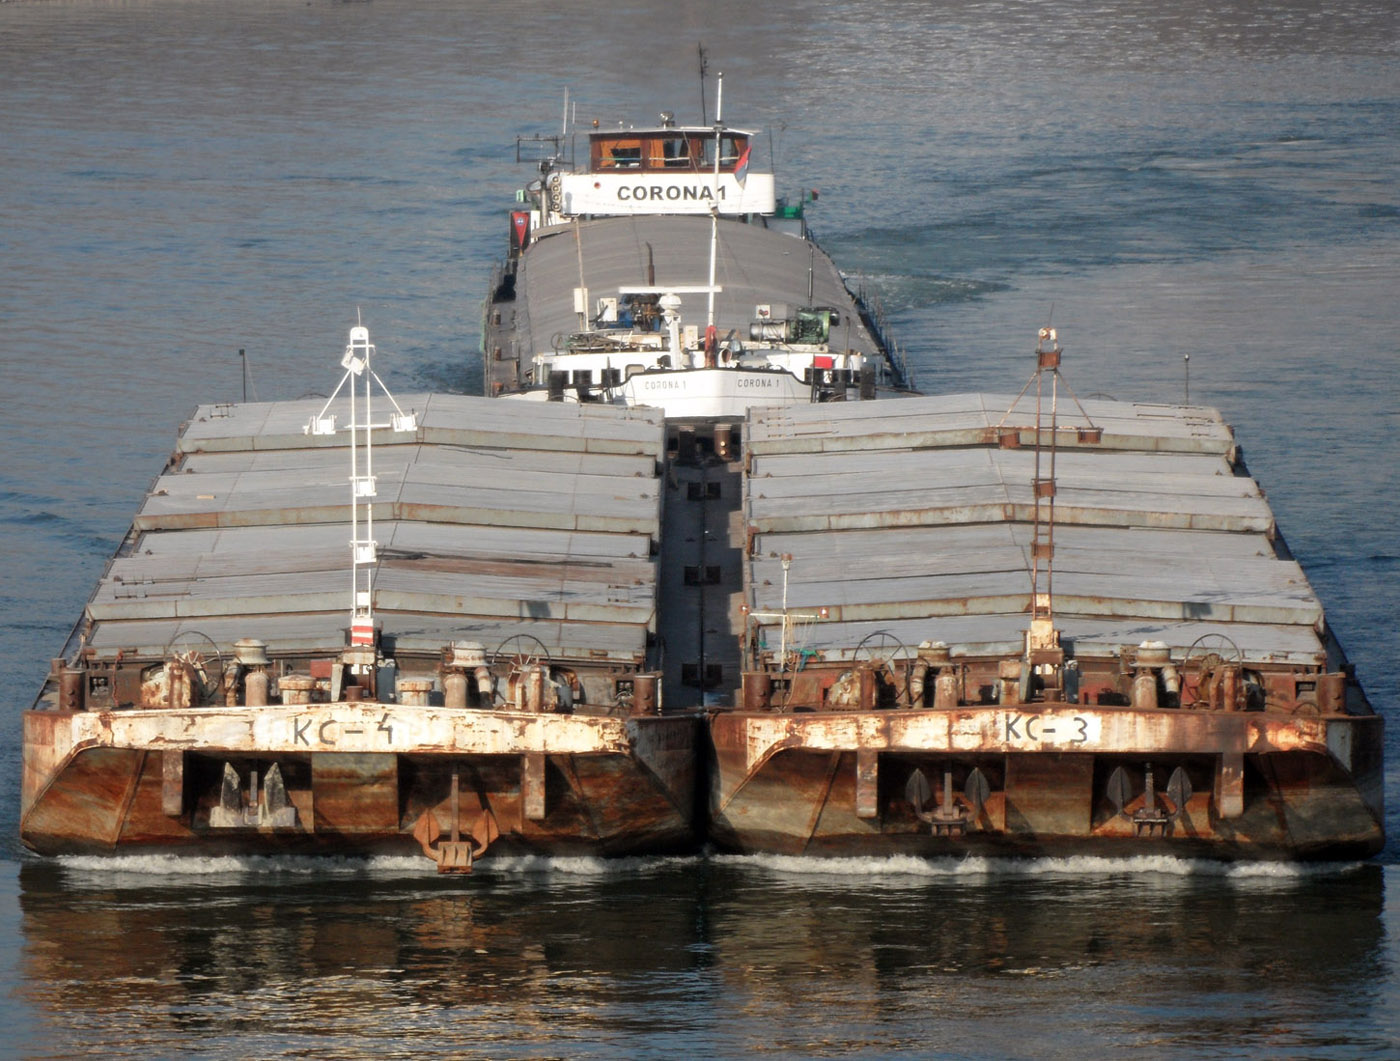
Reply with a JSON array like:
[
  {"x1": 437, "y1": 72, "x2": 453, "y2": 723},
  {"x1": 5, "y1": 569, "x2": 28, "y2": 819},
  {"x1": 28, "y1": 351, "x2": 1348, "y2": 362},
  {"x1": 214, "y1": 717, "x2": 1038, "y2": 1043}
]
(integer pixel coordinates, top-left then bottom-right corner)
[{"x1": 13, "y1": 856, "x2": 1393, "y2": 1059}]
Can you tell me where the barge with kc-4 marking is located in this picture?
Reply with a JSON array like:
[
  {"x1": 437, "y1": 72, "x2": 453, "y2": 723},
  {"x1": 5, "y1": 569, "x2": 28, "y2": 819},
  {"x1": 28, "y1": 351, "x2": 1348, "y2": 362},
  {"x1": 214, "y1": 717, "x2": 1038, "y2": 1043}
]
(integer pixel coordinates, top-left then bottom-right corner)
[{"x1": 22, "y1": 336, "x2": 698, "y2": 872}]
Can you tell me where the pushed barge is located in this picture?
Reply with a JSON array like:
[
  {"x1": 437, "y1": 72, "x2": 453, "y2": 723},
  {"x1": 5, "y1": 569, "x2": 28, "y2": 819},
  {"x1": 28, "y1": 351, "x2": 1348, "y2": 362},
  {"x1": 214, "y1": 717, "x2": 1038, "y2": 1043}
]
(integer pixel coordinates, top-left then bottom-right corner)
[
  {"x1": 22, "y1": 331, "x2": 696, "y2": 871},
  {"x1": 710, "y1": 338, "x2": 1383, "y2": 859},
  {"x1": 22, "y1": 98, "x2": 1383, "y2": 867}
]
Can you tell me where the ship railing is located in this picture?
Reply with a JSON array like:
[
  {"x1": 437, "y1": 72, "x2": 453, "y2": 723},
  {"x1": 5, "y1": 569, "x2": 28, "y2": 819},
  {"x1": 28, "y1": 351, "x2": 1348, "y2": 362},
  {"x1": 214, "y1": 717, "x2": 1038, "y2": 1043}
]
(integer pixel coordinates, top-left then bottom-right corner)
[
  {"x1": 851, "y1": 278, "x2": 914, "y2": 391},
  {"x1": 515, "y1": 133, "x2": 569, "y2": 169}
]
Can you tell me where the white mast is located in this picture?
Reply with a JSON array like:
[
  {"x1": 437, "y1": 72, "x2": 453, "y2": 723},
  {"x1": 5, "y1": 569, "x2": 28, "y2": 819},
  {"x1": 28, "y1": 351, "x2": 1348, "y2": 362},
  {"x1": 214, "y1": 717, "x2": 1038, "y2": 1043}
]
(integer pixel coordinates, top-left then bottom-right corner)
[
  {"x1": 306, "y1": 323, "x2": 418, "y2": 647},
  {"x1": 707, "y1": 72, "x2": 724, "y2": 330}
]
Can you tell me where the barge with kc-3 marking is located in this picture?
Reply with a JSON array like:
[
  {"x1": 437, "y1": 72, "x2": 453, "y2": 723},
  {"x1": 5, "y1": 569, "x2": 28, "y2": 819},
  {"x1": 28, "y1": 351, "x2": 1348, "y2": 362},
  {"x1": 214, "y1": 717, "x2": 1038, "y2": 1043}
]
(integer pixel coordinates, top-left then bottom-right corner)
[
  {"x1": 21, "y1": 87, "x2": 1383, "y2": 869},
  {"x1": 708, "y1": 352, "x2": 1383, "y2": 860}
]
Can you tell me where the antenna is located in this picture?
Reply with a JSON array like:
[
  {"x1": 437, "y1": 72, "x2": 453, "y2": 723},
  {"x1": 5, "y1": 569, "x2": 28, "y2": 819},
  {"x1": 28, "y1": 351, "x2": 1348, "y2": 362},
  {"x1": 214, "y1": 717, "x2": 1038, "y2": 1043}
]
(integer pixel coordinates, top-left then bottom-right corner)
[
  {"x1": 1028, "y1": 327, "x2": 1061, "y2": 653},
  {"x1": 305, "y1": 323, "x2": 418, "y2": 648},
  {"x1": 697, "y1": 43, "x2": 709, "y2": 124}
]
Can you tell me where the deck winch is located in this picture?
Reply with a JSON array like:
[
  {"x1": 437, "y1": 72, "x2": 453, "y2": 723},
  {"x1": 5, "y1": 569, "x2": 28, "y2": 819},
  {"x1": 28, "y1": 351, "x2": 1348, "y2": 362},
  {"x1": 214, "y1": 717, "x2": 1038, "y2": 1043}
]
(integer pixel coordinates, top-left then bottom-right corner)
[{"x1": 441, "y1": 641, "x2": 494, "y2": 708}]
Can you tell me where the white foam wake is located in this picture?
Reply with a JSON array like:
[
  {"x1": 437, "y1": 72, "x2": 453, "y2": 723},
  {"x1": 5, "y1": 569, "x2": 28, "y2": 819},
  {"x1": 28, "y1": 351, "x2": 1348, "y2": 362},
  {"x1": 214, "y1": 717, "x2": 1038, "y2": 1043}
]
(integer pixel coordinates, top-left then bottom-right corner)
[
  {"x1": 45, "y1": 848, "x2": 1365, "y2": 890},
  {"x1": 711, "y1": 851, "x2": 1368, "y2": 886}
]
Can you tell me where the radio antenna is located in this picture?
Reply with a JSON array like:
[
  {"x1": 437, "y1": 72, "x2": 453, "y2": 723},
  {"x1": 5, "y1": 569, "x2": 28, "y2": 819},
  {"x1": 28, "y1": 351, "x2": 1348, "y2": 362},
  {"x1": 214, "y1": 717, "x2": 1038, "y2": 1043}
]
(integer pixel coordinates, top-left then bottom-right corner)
[{"x1": 697, "y1": 43, "x2": 709, "y2": 124}]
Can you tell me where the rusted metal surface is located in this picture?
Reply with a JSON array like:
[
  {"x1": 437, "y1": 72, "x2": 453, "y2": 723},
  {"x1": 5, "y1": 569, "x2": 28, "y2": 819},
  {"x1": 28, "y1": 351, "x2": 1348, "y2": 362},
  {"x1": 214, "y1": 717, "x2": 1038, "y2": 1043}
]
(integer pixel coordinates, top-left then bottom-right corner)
[
  {"x1": 709, "y1": 704, "x2": 1361, "y2": 789},
  {"x1": 706, "y1": 709, "x2": 1384, "y2": 858},
  {"x1": 708, "y1": 390, "x2": 1384, "y2": 860},
  {"x1": 21, "y1": 704, "x2": 700, "y2": 859}
]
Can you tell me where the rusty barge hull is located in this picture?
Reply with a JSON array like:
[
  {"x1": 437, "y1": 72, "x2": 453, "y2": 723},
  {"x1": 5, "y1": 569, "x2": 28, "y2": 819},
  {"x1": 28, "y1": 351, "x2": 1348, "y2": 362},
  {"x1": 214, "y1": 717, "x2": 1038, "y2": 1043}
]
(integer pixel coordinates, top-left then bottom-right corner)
[
  {"x1": 704, "y1": 385, "x2": 1384, "y2": 861},
  {"x1": 23, "y1": 704, "x2": 697, "y2": 859},
  {"x1": 22, "y1": 384, "x2": 701, "y2": 869},
  {"x1": 708, "y1": 707, "x2": 1382, "y2": 860}
]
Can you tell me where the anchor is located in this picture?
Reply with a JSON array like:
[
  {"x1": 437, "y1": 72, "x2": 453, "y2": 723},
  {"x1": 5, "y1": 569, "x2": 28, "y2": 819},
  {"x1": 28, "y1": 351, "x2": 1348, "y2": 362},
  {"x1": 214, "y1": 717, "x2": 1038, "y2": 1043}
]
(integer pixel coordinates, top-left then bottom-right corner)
[
  {"x1": 1107, "y1": 762, "x2": 1193, "y2": 837},
  {"x1": 209, "y1": 761, "x2": 298, "y2": 828},
  {"x1": 412, "y1": 765, "x2": 501, "y2": 873},
  {"x1": 906, "y1": 766, "x2": 990, "y2": 837}
]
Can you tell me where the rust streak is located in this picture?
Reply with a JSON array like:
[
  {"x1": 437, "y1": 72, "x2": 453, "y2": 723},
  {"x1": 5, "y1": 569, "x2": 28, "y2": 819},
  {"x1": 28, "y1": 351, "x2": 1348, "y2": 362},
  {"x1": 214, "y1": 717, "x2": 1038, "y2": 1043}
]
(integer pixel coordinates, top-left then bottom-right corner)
[
  {"x1": 801, "y1": 752, "x2": 843, "y2": 853},
  {"x1": 109, "y1": 750, "x2": 148, "y2": 850}
]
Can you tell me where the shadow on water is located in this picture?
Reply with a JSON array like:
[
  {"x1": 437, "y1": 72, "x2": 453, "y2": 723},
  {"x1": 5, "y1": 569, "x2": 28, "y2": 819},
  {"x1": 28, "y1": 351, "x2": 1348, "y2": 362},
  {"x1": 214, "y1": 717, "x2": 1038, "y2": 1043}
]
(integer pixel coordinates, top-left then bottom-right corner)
[{"x1": 11, "y1": 855, "x2": 1393, "y2": 1058}]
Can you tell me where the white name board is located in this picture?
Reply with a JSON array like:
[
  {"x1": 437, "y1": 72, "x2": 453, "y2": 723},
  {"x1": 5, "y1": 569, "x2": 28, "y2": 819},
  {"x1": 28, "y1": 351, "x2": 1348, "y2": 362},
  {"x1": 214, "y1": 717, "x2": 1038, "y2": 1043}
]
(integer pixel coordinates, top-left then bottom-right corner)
[{"x1": 558, "y1": 173, "x2": 777, "y2": 216}]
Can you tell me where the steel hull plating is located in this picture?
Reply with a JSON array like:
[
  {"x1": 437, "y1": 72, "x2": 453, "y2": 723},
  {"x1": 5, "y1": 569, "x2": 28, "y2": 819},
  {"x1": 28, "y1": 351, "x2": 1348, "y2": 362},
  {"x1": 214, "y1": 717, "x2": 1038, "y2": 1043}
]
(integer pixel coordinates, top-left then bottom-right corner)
[
  {"x1": 707, "y1": 707, "x2": 1384, "y2": 860},
  {"x1": 22, "y1": 704, "x2": 699, "y2": 858}
]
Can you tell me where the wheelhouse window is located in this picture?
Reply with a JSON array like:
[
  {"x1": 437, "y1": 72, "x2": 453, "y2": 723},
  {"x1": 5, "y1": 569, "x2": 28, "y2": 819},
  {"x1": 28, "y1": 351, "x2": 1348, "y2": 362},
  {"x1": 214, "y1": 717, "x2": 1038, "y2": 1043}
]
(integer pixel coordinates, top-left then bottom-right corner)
[
  {"x1": 697, "y1": 134, "x2": 748, "y2": 169},
  {"x1": 594, "y1": 138, "x2": 644, "y2": 169},
  {"x1": 591, "y1": 132, "x2": 749, "y2": 172},
  {"x1": 660, "y1": 137, "x2": 692, "y2": 168}
]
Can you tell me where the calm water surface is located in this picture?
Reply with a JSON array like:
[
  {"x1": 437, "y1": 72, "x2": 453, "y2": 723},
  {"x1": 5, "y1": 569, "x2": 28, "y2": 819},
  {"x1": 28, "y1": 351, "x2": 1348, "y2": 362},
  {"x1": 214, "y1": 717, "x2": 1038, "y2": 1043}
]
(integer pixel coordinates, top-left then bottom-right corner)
[{"x1": 2, "y1": 0, "x2": 1398, "y2": 1056}]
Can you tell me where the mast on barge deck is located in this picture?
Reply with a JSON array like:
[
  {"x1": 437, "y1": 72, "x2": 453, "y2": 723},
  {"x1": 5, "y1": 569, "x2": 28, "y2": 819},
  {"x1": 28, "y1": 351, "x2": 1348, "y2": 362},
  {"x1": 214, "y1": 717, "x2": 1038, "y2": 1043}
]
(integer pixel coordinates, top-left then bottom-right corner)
[{"x1": 305, "y1": 324, "x2": 417, "y2": 657}]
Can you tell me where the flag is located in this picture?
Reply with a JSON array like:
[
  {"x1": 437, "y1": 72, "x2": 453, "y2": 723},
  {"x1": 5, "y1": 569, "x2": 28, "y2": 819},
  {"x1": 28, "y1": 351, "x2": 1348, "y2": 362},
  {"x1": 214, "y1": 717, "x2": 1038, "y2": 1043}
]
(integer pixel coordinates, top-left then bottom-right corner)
[{"x1": 734, "y1": 143, "x2": 751, "y2": 187}]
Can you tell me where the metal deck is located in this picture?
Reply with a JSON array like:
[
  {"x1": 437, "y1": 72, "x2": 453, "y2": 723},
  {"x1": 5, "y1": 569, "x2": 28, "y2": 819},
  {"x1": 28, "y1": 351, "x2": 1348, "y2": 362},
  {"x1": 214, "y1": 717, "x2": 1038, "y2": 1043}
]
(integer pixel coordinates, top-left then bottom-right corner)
[
  {"x1": 486, "y1": 214, "x2": 885, "y2": 392},
  {"x1": 742, "y1": 393, "x2": 1331, "y2": 666},
  {"x1": 82, "y1": 394, "x2": 666, "y2": 665}
]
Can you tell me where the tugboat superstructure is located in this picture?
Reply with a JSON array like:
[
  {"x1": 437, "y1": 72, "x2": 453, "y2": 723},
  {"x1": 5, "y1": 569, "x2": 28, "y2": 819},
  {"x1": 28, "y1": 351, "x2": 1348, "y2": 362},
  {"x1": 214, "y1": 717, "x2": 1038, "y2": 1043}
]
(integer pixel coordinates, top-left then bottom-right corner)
[{"x1": 484, "y1": 87, "x2": 911, "y2": 421}]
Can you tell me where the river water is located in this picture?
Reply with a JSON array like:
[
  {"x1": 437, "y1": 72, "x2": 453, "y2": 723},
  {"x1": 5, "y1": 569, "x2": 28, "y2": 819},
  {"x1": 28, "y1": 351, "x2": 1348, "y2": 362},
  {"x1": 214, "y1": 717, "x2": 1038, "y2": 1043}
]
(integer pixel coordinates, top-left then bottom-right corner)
[{"x1": 2, "y1": 0, "x2": 1398, "y2": 1056}]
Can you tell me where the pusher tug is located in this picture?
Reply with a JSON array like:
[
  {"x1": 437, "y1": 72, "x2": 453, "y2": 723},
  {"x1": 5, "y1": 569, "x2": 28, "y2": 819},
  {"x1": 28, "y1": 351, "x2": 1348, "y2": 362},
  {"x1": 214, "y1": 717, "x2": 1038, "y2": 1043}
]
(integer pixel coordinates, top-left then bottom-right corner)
[{"x1": 483, "y1": 76, "x2": 914, "y2": 422}]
